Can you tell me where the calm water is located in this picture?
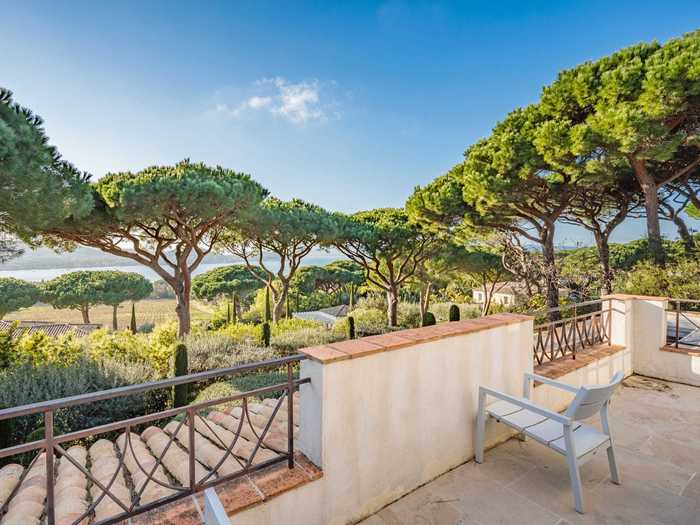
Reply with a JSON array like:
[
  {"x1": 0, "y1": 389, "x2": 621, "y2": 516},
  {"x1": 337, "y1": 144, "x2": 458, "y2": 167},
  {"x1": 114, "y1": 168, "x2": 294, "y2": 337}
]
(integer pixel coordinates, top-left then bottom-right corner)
[{"x1": 0, "y1": 256, "x2": 342, "y2": 283}]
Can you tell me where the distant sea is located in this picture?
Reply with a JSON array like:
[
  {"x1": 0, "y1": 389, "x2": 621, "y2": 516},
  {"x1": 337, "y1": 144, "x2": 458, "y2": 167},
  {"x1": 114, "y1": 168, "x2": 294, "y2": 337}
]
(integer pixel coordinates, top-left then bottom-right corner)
[{"x1": 0, "y1": 256, "x2": 342, "y2": 283}]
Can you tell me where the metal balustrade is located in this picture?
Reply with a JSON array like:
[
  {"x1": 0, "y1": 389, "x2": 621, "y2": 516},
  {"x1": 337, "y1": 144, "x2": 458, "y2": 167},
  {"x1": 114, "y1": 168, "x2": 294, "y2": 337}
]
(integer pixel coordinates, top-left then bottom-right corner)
[
  {"x1": 0, "y1": 355, "x2": 308, "y2": 525},
  {"x1": 531, "y1": 300, "x2": 612, "y2": 365},
  {"x1": 667, "y1": 299, "x2": 700, "y2": 349}
]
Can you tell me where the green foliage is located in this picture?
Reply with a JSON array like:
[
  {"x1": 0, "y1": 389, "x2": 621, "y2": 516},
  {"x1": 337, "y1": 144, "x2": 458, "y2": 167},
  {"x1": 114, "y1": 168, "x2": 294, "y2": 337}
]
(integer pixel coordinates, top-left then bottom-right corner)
[
  {"x1": 421, "y1": 311, "x2": 436, "y2": 326},
  {"x1": 0, "y1": 89, "x2": 93, "y2": 250},
  {"x1": 334, "y1": 208, "x2": 438, "y2": 326},
  {"x1": 130, "y1": 303, "x2": 137, "y2": 334},
  {"x1": 172, "y1": 343, "x2": 189, "y2": 408},
  {"x1": 0, "y1": 356, "x2": 165, "y2": 450},
  {"x1": 264, "y1": 286, "x2": 271, "y2": 322},
  {"x1": 347, "y1": 315, "x2": 355, "y2": 339},
  {"x1": 40, "y1": 270, "x2": 152, "y2": 322},
  {"x1": 292, "y1": 262, "x2": 365, "y2": 296},
  {"x1": 0, "y1": 327, "x2": 15, "y2": 369},
  {"x1": 0, "y1": 278, "x2": 40, "y2": 318},
  {"x1": 449, "y1": 304, "x2": 460, "y2": 322},
  {"x1": 349, "y1": 307, "x2": 388, "y2": 336},
  {"x1": 44, "y1": 160, "x2": 268, "y2": 336},
  {"x1": 182, "y1": 333, "x2": 279, "y2": 374},
  {"x1": 618, "y1": 260, "x2": 700, "y2": 298},
  {"x1": 192, "y1": 264, "x2": 266, "y2": 302},
  {"x1": 398, "y1": 302, "x2": 421, "y2": 328},
  {"x1": 230, "y1": 369, "x2": 296, "y2": 398},
  {"x1": 192, "y1": 382, "x2": 242, "y2": 411},
  {"x1": 86, "y1": 323, "x2": 176, "y2": 377},
  {"x1": 259, "y1": 322, "x2": 271, "y2": 347},
  {"x1": 222, "y1": 198, "x2": 339, "y2": 322},
  {"x1": 13, "y1": 332, "x2": 83, "y2": 367},
  {"x1": 270, "y1": 327, "x2": 343, "y2": 353}
]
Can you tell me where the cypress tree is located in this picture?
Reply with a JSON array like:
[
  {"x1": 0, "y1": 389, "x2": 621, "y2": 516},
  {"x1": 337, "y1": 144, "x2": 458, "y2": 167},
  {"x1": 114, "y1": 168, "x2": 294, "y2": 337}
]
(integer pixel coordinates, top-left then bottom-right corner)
[
  {"x1": 129, "y1": 303, "x2": 137, "y2": 334},
  {"x1": 172, "y1": 343, "x2": 189, "y2": 408},
  {"x1": 264, "y1": 286, "x2": 271, "y2": 322}
]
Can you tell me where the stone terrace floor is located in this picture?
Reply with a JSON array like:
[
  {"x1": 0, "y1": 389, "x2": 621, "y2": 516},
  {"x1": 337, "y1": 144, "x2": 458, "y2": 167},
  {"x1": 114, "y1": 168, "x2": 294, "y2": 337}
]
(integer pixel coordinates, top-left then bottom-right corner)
[{"x1": 359, "y1": 376, "x2": 700, "y2": 525}]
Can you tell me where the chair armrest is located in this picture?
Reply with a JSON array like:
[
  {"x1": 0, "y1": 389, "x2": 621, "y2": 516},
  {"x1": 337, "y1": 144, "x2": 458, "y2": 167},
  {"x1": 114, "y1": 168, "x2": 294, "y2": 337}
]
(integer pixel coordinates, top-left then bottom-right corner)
[
  {"x1": 479, "y1": 386, "x2": 572, "y2": 425},
  {"x1": 524, "y1": 373, "x2": 580, "y2": 394}
]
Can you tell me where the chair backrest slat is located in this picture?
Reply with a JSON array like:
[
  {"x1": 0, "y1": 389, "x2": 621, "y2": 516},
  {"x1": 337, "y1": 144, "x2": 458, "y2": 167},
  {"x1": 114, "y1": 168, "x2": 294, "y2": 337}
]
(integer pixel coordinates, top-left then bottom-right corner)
[{"x1": 564, "y1": 371, "x2": 624, "y2": 421}]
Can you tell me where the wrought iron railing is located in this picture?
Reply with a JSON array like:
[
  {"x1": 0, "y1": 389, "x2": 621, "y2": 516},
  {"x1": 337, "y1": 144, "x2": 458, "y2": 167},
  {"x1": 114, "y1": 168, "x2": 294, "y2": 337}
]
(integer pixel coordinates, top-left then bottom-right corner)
[
  {"x1": 667, "y1": 299, "x2": 700, "y2": 349},
  {"x1": 531, "y1": 299, "x2": 612, "y2": 365},
  {"x1": 0, "y1": 355, "x2": 308, "y2": 525}
]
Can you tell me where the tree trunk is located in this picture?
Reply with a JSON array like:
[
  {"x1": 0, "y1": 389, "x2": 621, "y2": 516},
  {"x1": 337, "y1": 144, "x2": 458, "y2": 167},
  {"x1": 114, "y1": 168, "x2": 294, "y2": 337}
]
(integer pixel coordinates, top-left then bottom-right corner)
[
  {"x1": 81, "y1": 305, "x2": 90, "y2": 324},
  {"x1": 423, "y1": 282, "x2": 432, "y2": 315},
  {"x1": 541, "y1": 229, "x2": 560, "y2": 319},
  {"x1": 174, "y1": 279, "x2": 191, "y2": 338},
  {"x1": 593, "y1": 231, "x2": 613, "y2": 296},
  {"x1": 230, "y1": 293, "x2": 237, "y2": 324},
  {"x1": 671, "y1": 213, "x2": 694, "y2": 253},
  {"x1": 386, "y1": 286, "x2": 399, "y2": 327},
  {"x1": 112, "y1": 304, "x2": 118, "y2": 331},
  {"x1": 481, "y1": 283, "x2": 492, "y2": 316},
  {"x1": 630, "y1": 157, "x2": 665, "y2": 264},
  {"x1": 273, "y1": 287, "x2": 287, "y2": 322}
]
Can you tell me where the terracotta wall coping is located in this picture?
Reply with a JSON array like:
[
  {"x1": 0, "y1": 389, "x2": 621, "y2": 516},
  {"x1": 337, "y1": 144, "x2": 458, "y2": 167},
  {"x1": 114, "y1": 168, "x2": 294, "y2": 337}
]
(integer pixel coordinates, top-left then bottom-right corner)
[
  {"x1": 300, "y1": 312, "x2": 533, "y2": 364},
  {"x1": 602, "y1": 293, "x2": 670, "y2": 302}
]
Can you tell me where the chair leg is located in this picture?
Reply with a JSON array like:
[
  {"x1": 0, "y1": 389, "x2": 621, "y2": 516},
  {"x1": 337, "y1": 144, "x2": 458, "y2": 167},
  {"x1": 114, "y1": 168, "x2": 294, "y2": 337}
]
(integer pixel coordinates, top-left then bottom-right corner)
[
  {"x1": 566, "y1": 453, "x2": 584, "y2": 513},
  {"x1": 475, "y1": 389, "x2": 487, "y2": 464},
  {"x1": 607, "y1": 445, "x2": 621, "y2": 485},
  {"x1": 564, "y1": 428, "x2": 584, "y2": 514}
]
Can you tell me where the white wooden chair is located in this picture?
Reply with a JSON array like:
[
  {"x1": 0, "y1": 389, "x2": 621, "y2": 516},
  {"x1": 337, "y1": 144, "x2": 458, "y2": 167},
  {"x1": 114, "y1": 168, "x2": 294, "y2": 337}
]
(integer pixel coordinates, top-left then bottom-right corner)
[{"x1": 474, "y1": 371, "x2": 624, "y2": 513}]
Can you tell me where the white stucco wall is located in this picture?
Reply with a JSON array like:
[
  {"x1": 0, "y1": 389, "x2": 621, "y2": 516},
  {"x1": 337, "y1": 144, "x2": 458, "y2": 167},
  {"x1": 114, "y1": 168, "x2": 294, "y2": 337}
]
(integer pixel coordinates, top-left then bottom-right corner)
[
  {"x1": 532, "y1": 347, "x2": 633, "y2": 412},
  {"x1": 234, "y1": 316, "x2": 533, "y2": 525},
  {"x1": 613, "y1": 296, "x2": 700, "y2": 387},
  {"x1": 233, "y1": 294, "x2": 700, "y2": 524}
]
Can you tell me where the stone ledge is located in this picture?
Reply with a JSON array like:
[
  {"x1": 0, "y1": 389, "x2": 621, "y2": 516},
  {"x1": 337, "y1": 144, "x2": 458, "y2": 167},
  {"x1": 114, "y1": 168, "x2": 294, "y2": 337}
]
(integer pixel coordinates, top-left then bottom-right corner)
[
  {"x1": 660, "y1": 344, "x2": 700, "y2": 357},
  {"x1": 132, "y1": 452, "x2": 322, "y2": 523},
  {"x1": 534, "y1": 343, "x2": 627, "y2": 381},
  {"x1": 300, "y1": 312, "x2": 533, "y2": 364},
  {"x1": 602, "y1": 293, "x2": 670, "y2": 302}
]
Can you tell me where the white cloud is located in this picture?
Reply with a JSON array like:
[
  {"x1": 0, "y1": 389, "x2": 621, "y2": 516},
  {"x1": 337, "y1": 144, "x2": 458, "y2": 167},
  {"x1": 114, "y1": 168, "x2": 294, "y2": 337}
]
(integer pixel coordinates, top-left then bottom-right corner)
[
  {"x1": 214, "y1": 77, "x2": 335, "y2": 124},
  {"x1": 247, "y1": 95, "x2": 272, "y2": 109}
]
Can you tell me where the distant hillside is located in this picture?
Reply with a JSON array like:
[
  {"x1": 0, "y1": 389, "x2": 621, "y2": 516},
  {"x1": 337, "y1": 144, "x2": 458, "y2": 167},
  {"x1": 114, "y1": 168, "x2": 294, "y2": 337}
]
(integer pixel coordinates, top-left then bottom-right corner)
[{"x1": 0, "y1": 243, "x2": 340, "y2": 271}]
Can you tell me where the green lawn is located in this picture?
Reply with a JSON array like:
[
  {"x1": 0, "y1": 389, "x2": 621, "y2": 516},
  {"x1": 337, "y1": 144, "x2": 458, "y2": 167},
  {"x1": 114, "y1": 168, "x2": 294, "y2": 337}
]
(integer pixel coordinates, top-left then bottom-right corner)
[{"x1": 5, "y1": 299, "x2": 214, "y2": 329}]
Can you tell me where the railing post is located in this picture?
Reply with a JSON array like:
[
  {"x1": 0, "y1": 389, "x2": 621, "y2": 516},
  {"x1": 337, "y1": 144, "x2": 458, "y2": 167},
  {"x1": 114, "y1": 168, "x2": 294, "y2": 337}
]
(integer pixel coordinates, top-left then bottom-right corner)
[
  {"x1": 676, "y1": 300, "x2": 681, "y2": 348},
  {"x1": 572, "y1": 304, "x2": 577, "y2": 358},
  {"x1": 45, "y1": 410, "x2": 55, "y2": 525},
  {"x1": 287, "y1": 362, "x2": 294, "y2": 469},
  {"x1": 188, "y1": 408, "x2": 196, "y2": 490},
  {"x1": 601, "y1": 299, "x2": 612, "y2": 346}
]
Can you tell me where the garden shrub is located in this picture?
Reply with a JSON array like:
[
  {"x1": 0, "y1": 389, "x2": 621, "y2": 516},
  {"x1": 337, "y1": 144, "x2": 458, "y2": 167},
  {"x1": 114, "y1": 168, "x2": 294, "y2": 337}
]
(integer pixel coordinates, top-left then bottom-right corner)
[
  {"x1": 397, "y1": 301, "x2": 421, "y2": 328},
  {"x1": 350, "y1": 307, "x2": 388, "y2": 336},
  {"x1": 270, "y1": 327, "x2": 343, "y2": 353},
  {"x1": 86, "y1": 327, "x2": 173, "y2": 377},
  {"x1": 183, "y1": 334, "x2": 280, "y2": 374},
  {"x1": 347, "y1": 316, "x2": 355, "y2": 339},
  {"x1": 219, "y1": 322, "x2": 259, "y2": 343},
  {"x1": 230, "y1": 369, "x2": 298, "y2": 399},
  {"x1": 0, "y1": 356, "x2": 166, "y2": 450},
  {"x1": 421, "y1": 311, "x2": 436, "y2": 326},
  {"x1": 270, "y1": 317, "x2": 321, "y2": 334},
  {"x1": 259, "y1": 322, "x2": 271, "y2": 347},
  {"x1": 354, "y1": 294, "x2": 386, "y2": 311},
  {"x1": 0, "y1": 327, "x2": 16, "y2": 369},
  {"x1": 13, "y1": 332, "x2": 82, "y2": 367},
  {"x1": 192, "y1": 382, "x2": 242, "y2": 411}
]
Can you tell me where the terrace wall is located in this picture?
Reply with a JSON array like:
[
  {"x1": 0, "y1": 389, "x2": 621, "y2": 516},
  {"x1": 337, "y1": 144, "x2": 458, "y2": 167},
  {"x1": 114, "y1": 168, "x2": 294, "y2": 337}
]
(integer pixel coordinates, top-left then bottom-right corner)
[
  {"x1": 230, "y1": 294, "x2": 696, "y2": 523},
  {"x1": 233, "y1": 313, "x2": 533, "y2": 525}
]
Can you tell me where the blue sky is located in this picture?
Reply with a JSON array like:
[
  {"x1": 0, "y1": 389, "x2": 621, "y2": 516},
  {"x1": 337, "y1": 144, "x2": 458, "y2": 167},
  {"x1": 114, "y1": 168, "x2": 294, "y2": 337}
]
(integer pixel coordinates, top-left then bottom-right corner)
[{"x1": 4, "y1": 1, "x2": 699, "y2": 246}]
